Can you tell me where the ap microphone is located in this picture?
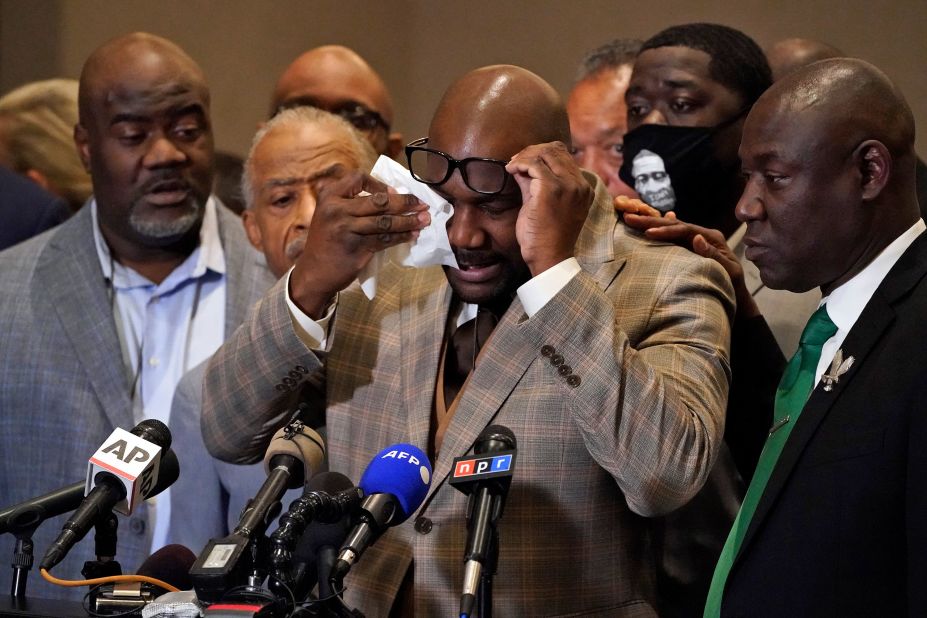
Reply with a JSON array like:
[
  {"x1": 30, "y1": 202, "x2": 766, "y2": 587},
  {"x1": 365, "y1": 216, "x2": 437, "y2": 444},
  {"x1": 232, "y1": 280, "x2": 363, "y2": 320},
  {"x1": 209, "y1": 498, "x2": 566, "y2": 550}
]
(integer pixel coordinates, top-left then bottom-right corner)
[
  {"x1": 40, "y1": 420, "x2": 176, "y2": 571},
  {"x1": 449, "y1": 425, "x2": 517, "y2": 618},
  {"x1": 190, "y1": 420, "x2": 325, "y2": 603},
  {"x1": 1, "y1": 450, "x2": 181, "y2": 536},
  {"x1": 330, "y1": 444, "x2": 432, "y2": 586}
]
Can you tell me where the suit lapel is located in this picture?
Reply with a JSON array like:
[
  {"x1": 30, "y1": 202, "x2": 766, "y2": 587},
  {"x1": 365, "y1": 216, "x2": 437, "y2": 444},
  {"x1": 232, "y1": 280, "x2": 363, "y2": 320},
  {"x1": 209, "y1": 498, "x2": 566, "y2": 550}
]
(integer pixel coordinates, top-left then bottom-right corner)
[
  {"x1": 737, "y1": 232, "x2": 927, "y2": 562},
  {"x1": 422, "y1": 175, "x2": 622, "y2": 505},
  {"x1": 217, "y1": 203, "x2": 273, "y2": 337},
  {"x1": 36, "y1": 206, "x2": 133, "y2": 430},
  {"x1": 424, "y1": 297, "x2": 535, "y2": 503},
  {"x1": 401, "y1": 267, "x2": 453, "y2": 451}
]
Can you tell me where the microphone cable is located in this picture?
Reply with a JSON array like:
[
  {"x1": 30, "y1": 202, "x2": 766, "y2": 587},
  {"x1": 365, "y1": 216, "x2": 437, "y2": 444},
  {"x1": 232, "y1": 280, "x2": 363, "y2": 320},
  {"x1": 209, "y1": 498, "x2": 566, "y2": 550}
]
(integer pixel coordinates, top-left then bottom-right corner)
[{"x1": 40, "y1": 566, "x2": 179, "y2": 593}]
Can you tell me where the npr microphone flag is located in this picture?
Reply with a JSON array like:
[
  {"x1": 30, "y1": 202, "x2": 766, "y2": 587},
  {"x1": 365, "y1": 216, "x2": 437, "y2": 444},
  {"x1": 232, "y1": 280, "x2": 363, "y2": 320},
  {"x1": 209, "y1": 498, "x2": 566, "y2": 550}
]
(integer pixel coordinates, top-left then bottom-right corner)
[
  {"x1": 86, "y1": 426, "x2": 164, "y2": 515},
  {"x1": 449, "y1": 450, "x2": 516, "y2": 492}
]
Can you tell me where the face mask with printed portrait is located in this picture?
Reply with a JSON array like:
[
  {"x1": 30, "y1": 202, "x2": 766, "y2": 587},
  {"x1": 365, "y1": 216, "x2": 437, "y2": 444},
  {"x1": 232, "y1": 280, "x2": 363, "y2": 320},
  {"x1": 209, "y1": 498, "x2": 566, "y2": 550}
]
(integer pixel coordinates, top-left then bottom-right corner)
[{"x1": 619, "y1": 112, "x2": 745, "y2": 227}]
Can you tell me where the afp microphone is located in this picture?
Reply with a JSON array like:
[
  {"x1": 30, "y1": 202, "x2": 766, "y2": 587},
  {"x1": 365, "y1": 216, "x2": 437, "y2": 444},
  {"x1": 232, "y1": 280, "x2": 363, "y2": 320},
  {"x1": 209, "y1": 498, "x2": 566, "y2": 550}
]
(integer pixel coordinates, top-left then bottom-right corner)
[
  {"x1": 449, "y1": 425, "x2": 517, "y2": 618},
  {"x1": 40, "y1": 420, "x2": 175, "y2": 571},
  {"x1": 190, "y1": 420, "x2": 325, "y2": 603},
  {"x1": 330, "y1": 444, "x2": 432, "y2": 586}
]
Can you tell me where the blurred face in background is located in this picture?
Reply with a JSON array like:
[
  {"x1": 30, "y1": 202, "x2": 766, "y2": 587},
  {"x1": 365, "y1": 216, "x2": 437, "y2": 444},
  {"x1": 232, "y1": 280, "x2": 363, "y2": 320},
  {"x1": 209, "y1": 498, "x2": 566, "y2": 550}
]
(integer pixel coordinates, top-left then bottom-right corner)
[{"x1": 567, "y1": 65, "x2": 637, "y2": 198}]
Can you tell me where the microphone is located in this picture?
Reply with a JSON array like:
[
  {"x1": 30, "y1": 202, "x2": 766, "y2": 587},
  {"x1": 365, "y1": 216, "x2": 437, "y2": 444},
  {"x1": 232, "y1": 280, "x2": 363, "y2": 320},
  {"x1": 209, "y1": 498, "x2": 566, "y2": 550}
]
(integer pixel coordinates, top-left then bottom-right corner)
[
  {"x1": 268, "y1": 472, "x2": 361, "y2": 597},
  {"x1": 330, "y1": 444, "x2": 432, "y2": 586},
  {"x1": 190, "y1": 420, "x2": 325, "y2": 604},
  {"x1": 448, "y1": 425, "x2": 517, "y2": 618},
  {"x1": 139, "y1": 544, "x2": 197, "y2": 592},
  {"x1": 90, "y1": 544, "x2": 197, "y2": 615},
  {"x1": 40, "y1": 421, "x2": 176, "y2": 571},
  {"x1": 1, "y1": 482, "x2": 84, "y2": 536}
]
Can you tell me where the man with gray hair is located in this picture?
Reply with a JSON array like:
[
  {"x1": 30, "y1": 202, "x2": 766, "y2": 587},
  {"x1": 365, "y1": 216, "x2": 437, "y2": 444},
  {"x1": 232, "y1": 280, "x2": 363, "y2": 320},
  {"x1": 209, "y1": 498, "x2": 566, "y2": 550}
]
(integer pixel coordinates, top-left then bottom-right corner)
[
  {"x1": 567, "y1": 38, "x2": 641, "y2": 198},
  {"x1": 167, "y1": 106, "x2": 376, "y2": 553}
]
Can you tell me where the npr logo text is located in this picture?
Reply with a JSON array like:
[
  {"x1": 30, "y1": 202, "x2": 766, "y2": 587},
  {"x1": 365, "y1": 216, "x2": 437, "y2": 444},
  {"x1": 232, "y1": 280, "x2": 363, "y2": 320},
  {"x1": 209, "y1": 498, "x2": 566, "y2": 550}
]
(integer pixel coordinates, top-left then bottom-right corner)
[{"x1": 453, "y1": 454, "x2": 512, "y2": 478}]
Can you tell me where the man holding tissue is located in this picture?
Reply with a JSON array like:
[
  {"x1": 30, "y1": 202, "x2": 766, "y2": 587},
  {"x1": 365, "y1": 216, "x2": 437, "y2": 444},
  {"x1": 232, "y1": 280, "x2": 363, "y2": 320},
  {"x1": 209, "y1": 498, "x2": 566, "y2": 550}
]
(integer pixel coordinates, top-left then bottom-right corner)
[
  {"x1": 166, "y1": 106, "x2": 377, "y2": 550},
  {"x1": 201, "y1": 65, "x2": 734, "y2": 616}
]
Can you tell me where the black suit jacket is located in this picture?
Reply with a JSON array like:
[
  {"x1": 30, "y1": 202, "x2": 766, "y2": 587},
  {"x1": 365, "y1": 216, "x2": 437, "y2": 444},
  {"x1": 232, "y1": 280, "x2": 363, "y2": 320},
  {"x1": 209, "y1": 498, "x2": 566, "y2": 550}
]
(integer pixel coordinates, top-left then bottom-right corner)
[{"x1": 721, "y1": 232, "x2": 927, "y2": 617}]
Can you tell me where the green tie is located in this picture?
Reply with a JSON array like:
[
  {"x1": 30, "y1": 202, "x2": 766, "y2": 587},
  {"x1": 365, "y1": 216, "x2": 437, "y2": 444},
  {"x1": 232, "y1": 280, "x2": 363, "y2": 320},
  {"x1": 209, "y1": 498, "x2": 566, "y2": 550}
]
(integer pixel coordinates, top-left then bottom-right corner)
[{"x1": 704, "y1": 304, "x2": 838, "y2": 617}]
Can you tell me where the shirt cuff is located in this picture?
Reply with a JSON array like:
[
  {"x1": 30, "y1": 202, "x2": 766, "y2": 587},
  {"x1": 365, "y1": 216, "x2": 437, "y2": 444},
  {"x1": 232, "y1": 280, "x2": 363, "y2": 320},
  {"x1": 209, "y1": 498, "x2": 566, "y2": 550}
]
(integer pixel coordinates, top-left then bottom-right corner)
[
  {"x1": 284, "y1": 267, "x2": 336, "y2": 350},
  {"x1": 516, "y1": 257, "x2": 582, "y2": 317}
]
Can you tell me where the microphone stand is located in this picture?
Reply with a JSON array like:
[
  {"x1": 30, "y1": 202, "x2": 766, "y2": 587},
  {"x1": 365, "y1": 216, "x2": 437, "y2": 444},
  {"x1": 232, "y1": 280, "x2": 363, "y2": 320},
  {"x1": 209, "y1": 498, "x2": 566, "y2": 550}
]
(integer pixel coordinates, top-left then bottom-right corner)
[
  {"x1": 9, "y1": 529, "x2": 35, "y2": 598},
  {"x1": 82, "y1": 512, "x2": 122, "y2": 579},
  {"x1": 478, "y1": 527, "x2": 498, "y2": 618}
]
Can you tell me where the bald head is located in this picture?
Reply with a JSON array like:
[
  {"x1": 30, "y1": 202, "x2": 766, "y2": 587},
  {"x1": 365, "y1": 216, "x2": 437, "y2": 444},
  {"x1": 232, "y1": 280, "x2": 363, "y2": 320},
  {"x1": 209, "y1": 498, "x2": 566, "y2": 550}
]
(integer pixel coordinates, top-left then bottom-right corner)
[
  {"x1": 79, "y1": 32, "x2": 208, "y2": 125},
  {"x1": 766, "y1": 37, "x2": 844, "y2": 82},
  {"x1": 271, "y1": 45, "x2": 397, "y2": 156},
  {"x1": 74, "y1": 32, "x2": 214, "y2": 258},
  {"x1": 430, "y1": 65, "x2": 570, "y2": 156},
  {"x1": 737, "y1": 58, "x2": 917, "y2": 293},
  {"x1": 764, "y1": 57, "x2": 914, "y2": 162}
]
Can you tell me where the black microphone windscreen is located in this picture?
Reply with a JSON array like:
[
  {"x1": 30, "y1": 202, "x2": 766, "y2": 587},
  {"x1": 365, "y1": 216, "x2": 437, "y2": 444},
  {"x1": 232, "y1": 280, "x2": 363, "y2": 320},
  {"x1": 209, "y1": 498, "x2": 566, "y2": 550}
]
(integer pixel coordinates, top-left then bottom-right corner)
[
  {"x1": 293, "y1": 472, "x2": 355, "y2": 562},
  {"x1": 132, "y1": 418, "x2": 173, "y2": 451},
  {"x1": 307, "y1": 471, "x2": 354, "y2": 494},
  {"x1": 138, "y1": 544, "x2": 196, "y2": 591},
  {"x1": 148, "y1": 449, "x2": 180, "y2": 499}
]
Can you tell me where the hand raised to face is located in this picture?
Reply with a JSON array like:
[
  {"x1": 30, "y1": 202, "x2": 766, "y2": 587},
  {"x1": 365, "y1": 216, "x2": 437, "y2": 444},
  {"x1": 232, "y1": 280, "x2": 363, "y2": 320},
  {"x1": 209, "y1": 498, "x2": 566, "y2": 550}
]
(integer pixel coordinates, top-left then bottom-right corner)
[
  {"x1": 504, "y1": 141, "x2": 594, "y2": 276},
  {"x1": 289, "y1": 171, "x2": 429, "y2": 318},
  {"x1": 617, "y1": 197, "x2": 758, "y2": 318}
]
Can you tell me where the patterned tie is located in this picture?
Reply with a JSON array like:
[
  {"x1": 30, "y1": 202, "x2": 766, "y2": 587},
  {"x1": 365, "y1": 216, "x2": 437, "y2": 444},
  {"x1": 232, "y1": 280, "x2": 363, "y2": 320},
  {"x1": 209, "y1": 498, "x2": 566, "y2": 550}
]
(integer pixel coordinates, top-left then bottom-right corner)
[
  {"x1": 443, "y1": 306, "x2": 499, "y2": 406},
  {"x1": 704, "y1": 304, "x2": 838, "y2": 617}
]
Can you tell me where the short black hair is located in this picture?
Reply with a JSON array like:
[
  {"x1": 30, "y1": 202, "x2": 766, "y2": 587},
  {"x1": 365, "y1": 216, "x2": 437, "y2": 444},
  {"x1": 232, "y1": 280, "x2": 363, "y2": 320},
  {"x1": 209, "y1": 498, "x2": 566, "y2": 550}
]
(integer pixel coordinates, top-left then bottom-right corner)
[
  {"x1": 641, "y1": 23, "x2": 772, "y2": 106},
  {"x1": 575, "y1": 38, "x2": 643, "y2": 83}
]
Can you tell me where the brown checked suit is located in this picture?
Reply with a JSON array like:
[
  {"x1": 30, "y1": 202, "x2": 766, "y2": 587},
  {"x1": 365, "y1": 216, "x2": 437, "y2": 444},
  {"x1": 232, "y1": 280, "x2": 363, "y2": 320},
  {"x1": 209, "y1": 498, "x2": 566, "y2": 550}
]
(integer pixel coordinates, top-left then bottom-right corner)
[{"x1": 201, "y1": 176, "x2": 734, "y2": 617}]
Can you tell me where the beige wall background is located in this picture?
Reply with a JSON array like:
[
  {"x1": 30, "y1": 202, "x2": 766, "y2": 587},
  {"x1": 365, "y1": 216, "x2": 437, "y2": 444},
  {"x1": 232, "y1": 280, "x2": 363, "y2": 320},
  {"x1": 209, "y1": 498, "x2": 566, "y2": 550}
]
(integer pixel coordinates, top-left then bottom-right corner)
[{"x1": 2, "y1": 0, "x2": 926, "y2": 156}]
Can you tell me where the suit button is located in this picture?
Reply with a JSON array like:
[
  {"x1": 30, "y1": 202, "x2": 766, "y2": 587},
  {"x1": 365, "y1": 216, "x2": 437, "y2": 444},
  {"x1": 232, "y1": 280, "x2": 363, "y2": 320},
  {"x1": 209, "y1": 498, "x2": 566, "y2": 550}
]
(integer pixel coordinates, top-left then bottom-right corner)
[
  {"x1": 414, "y1": 516, "x2": 433, "y2": 534},
  {"x1": 566, "y1": 374, "x2": 581, "y2": 387},
  {"x1": 294, "y1": 365, "x2": 308, "y2": 374},
  {"x1": 550, "y1": 354, "x2": 564, "y2": 367},
  {"x1": 129, "y1": 518, "x2": 146, "y2": 535},
  {"x1": 275, "y1": 383, "x2": 288, "y2": 392},
  {"x1": 288, "y1": 370, "x2": 303, "y2": 379},
  {"x1": 282, "y1": 376, "x2": 296, "y2": 387},
  {"x1": 558, "y1": 365, "x2": 571, "y2": 376},
  {"x1": 540, "y1": 345, "x2": 555, "y2": 357}
]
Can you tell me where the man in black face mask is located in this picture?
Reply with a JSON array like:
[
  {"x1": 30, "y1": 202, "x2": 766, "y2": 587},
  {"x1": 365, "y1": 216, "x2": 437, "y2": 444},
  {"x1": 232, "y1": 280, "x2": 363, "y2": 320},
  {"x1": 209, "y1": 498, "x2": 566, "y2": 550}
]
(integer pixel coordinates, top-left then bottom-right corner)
[
  {"x1": 616, "y1": 23, "x2": 820, "y2": 618},
  {"x1": 620, "y1": 23, "x2": 821, "y2": 356}
]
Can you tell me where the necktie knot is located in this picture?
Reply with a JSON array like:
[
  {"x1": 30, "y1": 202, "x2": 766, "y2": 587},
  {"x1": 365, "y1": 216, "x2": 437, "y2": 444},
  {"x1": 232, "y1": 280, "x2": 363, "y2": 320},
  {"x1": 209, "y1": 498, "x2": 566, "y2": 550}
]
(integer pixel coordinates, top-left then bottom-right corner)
[
  {"x1": 799, "y1": 304, "x2": 838, "y2": 347},
  {"x1": 444, "y1": 307, "x2": 499, "y2": 405}
]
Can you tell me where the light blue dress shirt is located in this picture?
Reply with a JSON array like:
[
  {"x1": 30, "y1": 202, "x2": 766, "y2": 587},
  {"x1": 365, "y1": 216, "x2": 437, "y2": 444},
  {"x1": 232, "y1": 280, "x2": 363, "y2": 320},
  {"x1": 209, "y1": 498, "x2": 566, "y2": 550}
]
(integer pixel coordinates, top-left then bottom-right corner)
[{"x1": 91, "y1": 197, "x2": 227, "y2": 551}]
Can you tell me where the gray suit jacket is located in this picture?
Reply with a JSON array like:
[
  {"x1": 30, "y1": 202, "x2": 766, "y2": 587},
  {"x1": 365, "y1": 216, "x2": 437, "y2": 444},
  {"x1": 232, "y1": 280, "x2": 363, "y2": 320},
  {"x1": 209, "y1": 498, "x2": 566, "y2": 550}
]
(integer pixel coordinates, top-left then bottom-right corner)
[
  {"x1": 0, "y1": 200, "x2": 273, "y2": 600},
  {"x1": 165, "y1": 362, "x2": 304, "y2": 554},
  {"x1": 202, "y1": 177, "x2": 735, "y2": 617}
]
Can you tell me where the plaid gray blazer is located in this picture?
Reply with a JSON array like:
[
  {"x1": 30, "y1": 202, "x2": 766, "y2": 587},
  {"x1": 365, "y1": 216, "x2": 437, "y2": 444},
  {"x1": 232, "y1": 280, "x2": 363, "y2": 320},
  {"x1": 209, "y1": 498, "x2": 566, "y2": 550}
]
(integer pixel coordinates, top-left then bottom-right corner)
[{"x1": 202, "y1": 176, "x2": 734, "y2": 617}]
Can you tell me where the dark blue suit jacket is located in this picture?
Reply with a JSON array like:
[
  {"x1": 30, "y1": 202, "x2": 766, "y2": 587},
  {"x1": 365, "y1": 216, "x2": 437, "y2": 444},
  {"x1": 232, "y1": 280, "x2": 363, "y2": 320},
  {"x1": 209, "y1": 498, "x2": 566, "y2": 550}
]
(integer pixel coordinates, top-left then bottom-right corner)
[{"x1": 0, "y1": 166, "x2": 70, "y2": 251}]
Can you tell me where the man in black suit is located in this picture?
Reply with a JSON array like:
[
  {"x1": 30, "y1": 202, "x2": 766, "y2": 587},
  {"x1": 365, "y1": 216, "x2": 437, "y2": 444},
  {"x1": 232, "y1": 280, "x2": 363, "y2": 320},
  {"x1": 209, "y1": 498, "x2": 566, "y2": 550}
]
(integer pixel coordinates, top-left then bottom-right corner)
[{"x1": 705, "y1": 57, "x2": 927, "y2": 617}]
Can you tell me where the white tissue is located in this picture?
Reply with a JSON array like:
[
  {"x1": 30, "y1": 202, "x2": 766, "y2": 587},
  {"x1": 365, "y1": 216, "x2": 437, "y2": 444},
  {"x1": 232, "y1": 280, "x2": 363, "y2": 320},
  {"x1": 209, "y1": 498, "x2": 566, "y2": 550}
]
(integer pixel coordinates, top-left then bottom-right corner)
[{"x1": 359, "y1": 155, "x2": 457, "y2": 299}]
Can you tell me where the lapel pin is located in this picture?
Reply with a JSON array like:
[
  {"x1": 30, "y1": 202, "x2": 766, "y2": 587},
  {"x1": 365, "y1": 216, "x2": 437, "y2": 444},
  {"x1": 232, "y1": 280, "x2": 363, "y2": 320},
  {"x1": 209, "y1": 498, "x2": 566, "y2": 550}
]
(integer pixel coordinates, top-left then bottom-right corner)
[{"x1": 821, "y1": 349, "x2": 854, "y2": 392}]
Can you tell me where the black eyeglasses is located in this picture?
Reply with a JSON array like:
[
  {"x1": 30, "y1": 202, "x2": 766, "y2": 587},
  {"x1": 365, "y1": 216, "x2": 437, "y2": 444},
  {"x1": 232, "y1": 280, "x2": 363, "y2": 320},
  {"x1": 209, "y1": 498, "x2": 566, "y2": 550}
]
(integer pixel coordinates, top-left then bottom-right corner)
[
  {"x1": 274, "y1": 97, "x2": 390, "y2": 133},
  {"x1": 405, "y1": 137, "x2": 513, "y2": 196}
]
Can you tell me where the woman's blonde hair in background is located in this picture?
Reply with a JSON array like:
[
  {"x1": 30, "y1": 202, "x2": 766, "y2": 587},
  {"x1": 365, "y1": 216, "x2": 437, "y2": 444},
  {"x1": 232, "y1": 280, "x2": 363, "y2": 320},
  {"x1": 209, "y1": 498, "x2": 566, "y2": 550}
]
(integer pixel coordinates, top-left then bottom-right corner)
[{"x1": 0, "y1": 78, "x2": 92, "y2": 211}]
